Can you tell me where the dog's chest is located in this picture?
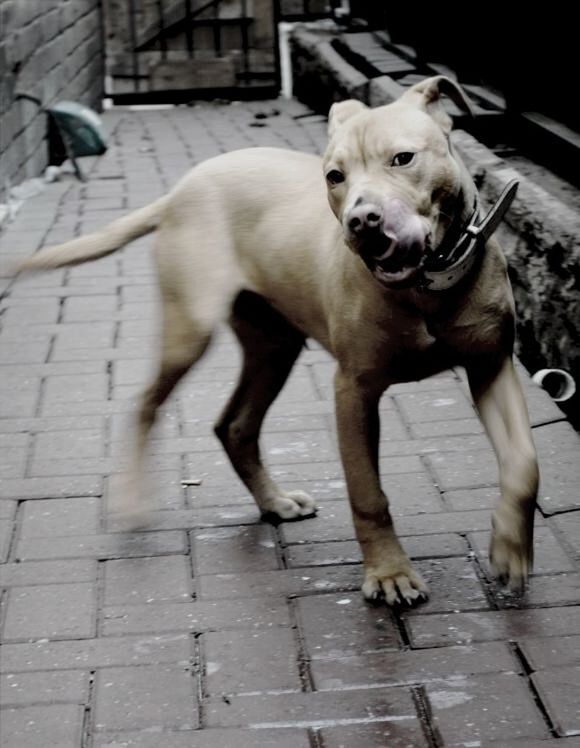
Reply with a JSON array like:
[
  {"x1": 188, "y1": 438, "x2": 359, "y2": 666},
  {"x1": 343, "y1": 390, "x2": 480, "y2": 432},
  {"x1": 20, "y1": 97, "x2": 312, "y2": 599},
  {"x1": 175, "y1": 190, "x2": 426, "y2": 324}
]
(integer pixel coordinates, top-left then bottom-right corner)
[
  {"x1": 385, "y1": 326, "x2": 455, "y2": 383},
  {"x1": 338, "y1": 315, "x2": 455, "y2": 384}
]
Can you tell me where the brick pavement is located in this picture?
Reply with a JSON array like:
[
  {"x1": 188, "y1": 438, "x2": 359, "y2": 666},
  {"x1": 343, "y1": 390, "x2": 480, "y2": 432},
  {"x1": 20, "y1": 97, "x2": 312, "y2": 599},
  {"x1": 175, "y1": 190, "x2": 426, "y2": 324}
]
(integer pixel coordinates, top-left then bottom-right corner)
[{"x1": 1, "y1": 99, "x2": 580, "y2": 747}]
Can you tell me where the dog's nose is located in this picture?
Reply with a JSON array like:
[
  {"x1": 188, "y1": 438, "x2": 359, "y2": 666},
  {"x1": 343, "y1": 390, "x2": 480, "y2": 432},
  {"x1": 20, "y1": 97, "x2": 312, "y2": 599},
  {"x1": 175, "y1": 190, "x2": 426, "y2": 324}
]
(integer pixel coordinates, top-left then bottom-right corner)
[{"x1": 347, "y1": 204, "x2": 383, "y2": 234}]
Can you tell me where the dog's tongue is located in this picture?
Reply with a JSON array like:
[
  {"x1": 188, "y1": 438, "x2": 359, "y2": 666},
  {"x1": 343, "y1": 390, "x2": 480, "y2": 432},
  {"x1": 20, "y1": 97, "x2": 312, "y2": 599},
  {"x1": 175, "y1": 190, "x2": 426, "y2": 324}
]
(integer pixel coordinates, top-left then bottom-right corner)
[{"x1": 382, "y1": 199, "x2": 426, "y2": 255}]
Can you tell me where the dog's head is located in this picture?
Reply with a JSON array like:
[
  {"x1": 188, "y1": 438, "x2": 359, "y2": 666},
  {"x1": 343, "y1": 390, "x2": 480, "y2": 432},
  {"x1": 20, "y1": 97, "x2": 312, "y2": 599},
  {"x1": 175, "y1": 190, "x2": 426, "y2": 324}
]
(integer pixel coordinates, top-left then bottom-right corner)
[{"x1": 323, "y1": 76, "x2": 473, "y2": 288}]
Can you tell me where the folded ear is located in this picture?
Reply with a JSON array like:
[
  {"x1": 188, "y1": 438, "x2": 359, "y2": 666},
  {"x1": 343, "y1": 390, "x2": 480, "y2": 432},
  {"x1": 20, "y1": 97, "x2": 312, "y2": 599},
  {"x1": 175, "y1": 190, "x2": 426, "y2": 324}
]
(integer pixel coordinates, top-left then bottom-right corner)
[
  {"x1": 328, "y1": 99, "x2": 367, "y2": 138},
  {"x1": 400, "y1": 75, "x2": 473, "y2": 133}
]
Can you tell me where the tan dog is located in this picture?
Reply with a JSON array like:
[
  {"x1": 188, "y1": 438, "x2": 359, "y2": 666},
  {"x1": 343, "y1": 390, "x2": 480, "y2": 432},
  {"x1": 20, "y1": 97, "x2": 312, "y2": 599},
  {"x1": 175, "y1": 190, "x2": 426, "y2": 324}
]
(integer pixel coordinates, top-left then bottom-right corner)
[{"x1": 19, "y1": 76, "x2": 539, "y2": 606}]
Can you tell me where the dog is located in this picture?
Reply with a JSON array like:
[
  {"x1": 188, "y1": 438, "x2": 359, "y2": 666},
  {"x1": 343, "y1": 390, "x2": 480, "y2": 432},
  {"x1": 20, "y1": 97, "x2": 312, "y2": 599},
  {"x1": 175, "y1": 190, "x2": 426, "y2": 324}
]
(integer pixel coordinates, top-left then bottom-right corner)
[{"x1": 19, "y1": 76, "x2": 539, "y2": 606}]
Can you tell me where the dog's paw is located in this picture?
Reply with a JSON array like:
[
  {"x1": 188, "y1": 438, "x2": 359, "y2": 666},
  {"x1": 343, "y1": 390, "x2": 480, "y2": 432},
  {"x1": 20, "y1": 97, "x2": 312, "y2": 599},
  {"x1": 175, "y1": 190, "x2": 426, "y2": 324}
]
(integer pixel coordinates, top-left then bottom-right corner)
[
  {"x1": 490, "y1": 506, "x2": 533, "y2": 592},
  {"x1": 362, "y1": 564, "x2": 429, "y2": 607},
  {"x1": 261, "y1": 490, "x2": 317, "y2": 522}
]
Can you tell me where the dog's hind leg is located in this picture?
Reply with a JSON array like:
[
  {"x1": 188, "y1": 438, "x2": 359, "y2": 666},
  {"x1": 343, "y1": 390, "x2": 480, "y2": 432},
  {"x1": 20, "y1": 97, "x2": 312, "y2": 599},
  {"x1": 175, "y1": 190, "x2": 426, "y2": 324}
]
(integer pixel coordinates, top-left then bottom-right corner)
[
  {"x1": 117, "y1": 295, "x2": 213, "y2": 523},
  {"x1": 214, "y1": 291, "x2": 317, "y2": 521}
]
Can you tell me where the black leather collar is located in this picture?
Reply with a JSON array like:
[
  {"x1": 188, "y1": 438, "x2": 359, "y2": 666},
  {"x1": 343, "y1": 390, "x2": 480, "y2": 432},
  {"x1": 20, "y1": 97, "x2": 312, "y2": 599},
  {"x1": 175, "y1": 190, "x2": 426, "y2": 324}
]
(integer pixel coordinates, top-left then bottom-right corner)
[{"x1": 418, "y1": 180, "x2": 519, "y2": 292}]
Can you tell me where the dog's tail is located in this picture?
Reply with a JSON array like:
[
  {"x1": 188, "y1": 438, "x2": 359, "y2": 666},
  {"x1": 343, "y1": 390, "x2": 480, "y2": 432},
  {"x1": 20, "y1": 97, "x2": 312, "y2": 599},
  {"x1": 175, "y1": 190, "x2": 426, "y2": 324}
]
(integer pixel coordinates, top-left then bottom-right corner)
[{"x1": 18, "y1": 195, "x2": 169, "y2": 272}]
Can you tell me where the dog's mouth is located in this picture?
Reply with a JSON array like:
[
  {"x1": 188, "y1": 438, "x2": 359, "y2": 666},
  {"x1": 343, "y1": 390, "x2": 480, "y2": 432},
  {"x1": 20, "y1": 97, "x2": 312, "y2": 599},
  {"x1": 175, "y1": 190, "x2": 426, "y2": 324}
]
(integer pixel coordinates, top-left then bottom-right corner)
[{"x1": 359, "y1": 234, "x2": 425, "y2": 288}]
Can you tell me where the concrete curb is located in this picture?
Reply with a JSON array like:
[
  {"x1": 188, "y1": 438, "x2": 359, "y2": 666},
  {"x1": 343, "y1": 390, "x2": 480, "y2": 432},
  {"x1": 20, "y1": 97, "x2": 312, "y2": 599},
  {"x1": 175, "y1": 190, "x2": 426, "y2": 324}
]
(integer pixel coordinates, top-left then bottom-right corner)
[{"x1": 290, "y1": 25, "x2": 580, "y2": 418}]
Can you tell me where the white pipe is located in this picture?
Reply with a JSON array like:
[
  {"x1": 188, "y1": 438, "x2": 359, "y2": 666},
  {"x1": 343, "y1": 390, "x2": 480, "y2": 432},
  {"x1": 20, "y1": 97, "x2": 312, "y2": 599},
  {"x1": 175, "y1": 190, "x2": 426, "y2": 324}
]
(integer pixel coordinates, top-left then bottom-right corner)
[
  {"x1": 278, "y1": 22, "x2": 295, "y2": 100},
  {"x1": 531, "y1": 368, "x2": 576, "y2": 403}
]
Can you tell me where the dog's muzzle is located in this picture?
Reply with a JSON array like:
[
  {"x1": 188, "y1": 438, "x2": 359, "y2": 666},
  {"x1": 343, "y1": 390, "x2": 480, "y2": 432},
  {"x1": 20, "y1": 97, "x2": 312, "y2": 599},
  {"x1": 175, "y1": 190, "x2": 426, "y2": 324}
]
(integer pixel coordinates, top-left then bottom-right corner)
[{"x1": 346, "y1": 198, "x2": 427, "y2": 287}]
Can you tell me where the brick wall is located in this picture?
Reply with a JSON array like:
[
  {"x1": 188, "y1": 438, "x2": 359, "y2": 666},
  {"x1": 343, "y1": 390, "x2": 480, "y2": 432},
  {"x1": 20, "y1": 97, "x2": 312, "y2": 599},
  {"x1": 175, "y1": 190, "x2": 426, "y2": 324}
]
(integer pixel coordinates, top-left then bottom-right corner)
[{"x1": 0, "y1": 0, "x2": 104, "y2": 198}]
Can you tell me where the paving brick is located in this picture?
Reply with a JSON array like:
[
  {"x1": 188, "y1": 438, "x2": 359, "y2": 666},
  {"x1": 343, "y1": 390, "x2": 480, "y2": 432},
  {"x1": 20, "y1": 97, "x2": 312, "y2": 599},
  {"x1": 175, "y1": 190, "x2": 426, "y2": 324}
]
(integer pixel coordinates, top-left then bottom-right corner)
[
  {"x1": 426, "y1": 672, "x2": 548, "y2": 743},
  {"x1": 379, "y1": 434, "x2": 490, "y2": 458},
  {"x1": 94, "y1": 664, "x2": 198, "y2": 731},
  {"x1": 534, "y1": 421, "x2": 580, "y2": 456},
  {"x1": 93, "y1": 728, "x2": 311, "y2": 748},
  {"x1": 0, "y1": 474, "x2": 104, "y2": 501},
  {"x1": 20, "y1": 497, "x2": 101, "y2": 538},
  {"x1": 406, "y1": 606, "x2": 580, "y2": 648},
  {"x1": 50, "y1": 322, "x2": 116, "y2": 351},
  {"x1": 1, "y1": 297, "x2": 60, "y2": 325},
  {"x1": 0, "y1": 559, "x2": 97, "y2": 587},
  {"x1": 262, "y1": 430, "x2": 338, "y2": 463},
  {"x1": 33, "y1": 429, "x2": 105, "y2": 460},
  {"x1": 319, "y1": 722, "x2": 428, "y2": 747},
  {"x1": 298, "y1": 592, "x2": 399, "y2": 657},
  {"x1": 524, "y1": 384, "x2": 574, "y2": 426},
  {"x1": 280, "y1": 502, "x2": 355, "y2": 545},
  {"x1": 29, "y1": 453, "x2": 180, "y2": 477},
  {"x1": 0, "y1": 445, "x2": 27, "y2": 479},
  {"x1": 1, "y1": 633, "x2": 191, "y2": 673},
  {"x1": 520, "y1": 636, "x2": 580, "y2": 670},
  {"x1": 531, "y1": 666, "x2": 580, "y2": 736},
  {"x1": 407, "y1": 558, "x2": 489, "y2": 614},
  {"x1": 0, "y1": 669, "x2": 89, "y2": 706},
  {"x1": 203, "y1": 686, "x2": 418, "y2": 729},
  {"x1": 408, "y1": 416, "x2": 485, "y2": 438},
  {"x1": 101, "y1": 597, "x2": 291, "y2": 636},
  {"x1": 0, "y1": 500, "x2": 17, "y2": 519},
  {"x1": 284, "y1": 508, "x2": 495, "y2": 547},
  {"x1": 192, "y1": 525, "x2": 279, "y2": 574},
  {"x1": 443, "y1": 485, "x2": 499, "y2": 511},
  {"x1": 16, "y1": 530, "x2": 186, "y2": 561},
  {"x1": 2, "y1": 582, "x2": 96, "y2": 642},
  {"x1": 0, "y1": 704, "x2": 84, "y2": 748},
  {"x1": 394, "y1": 387, "x2": 475, "y2": 423},
  {"x1": 0, "y1": 388, "x2": 38, "y2": 418},
  {"x1": 198, "y1": 565, "x2": 361, "y2": 600},
  {"x1": 537, "y1": 455, "x2": 580, "y2": 514},
  {"x1": 103, "y1": 555, "x2": 192, "y2": 605},
  {"x1": 0, "y1": 338, "x2": 51, "y2": 364},
  {"x1": 381, "y1": 471, "x2": 445, "y2": 515},
  {"x1": 42, "y1": 372, "x2": 108, "y2": 405},
  {"x1": 552, "y1": 512, "x2": 580, "y2": 560},
  {"x1": 311, "y1": 641, "x2": 518, "y2": 690},
  {"x1": 204, "y1": 628, "x2": 301, "y2": 695},
  {"x1": 63, "y1": 294, "x2": 119, "y2": 322},
  {"x1": 287, "y1": 539, "x2": 363, "y2": 567},
  {"x1": 424, "y1": 450, "x2": 498, "y2": 490}
]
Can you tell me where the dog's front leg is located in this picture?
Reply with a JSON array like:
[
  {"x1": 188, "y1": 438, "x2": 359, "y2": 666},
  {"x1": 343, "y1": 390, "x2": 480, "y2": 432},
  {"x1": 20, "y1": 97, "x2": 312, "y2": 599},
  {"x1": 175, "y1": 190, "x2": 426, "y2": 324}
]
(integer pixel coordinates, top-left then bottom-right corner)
[
  {"x1": 335, "y1": 370, "x2": 428, "y2": 606},
  {"x1": 467, "y1": 357, "x2": 539, "y2": 590}
]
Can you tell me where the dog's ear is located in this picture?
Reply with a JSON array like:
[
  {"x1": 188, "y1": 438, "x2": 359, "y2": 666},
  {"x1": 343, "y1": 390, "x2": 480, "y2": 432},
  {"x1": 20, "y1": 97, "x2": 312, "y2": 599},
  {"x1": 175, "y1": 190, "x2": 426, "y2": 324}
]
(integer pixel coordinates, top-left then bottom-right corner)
[
  {"x1": 401, "y1": 76, "x2": 473, "y2": 133},
  {"x1": 328, "y1": 99, "x2": 367, "y2": 138}
]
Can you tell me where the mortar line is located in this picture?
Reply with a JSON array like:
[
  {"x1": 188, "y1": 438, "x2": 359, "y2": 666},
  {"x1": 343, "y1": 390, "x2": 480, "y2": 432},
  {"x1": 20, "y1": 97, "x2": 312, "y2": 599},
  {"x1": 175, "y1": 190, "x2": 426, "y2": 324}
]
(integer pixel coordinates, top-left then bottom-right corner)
[
  {"x1": 412, "y1": 684, "x2": 444, "y2": 748},
  {"x1": 510, "y1": 641, "x2": 559, "y2": 738},
  {"x1": 287, "y1": 596, "x2": 315, "y2": 693}
]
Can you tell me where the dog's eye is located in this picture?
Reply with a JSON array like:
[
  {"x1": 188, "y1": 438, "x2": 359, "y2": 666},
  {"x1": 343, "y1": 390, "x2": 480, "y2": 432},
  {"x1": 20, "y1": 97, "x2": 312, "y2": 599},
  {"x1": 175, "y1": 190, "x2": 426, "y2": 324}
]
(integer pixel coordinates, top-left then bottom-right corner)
[
  {"x1": 391, "y1": 152, "x2": 415, "y2": 167},
  {"x1": 326, "y1": 169, "x2": 345, "y2": 186}
]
